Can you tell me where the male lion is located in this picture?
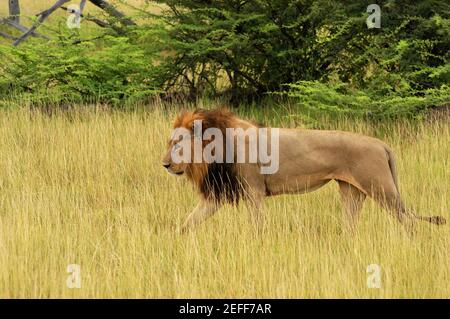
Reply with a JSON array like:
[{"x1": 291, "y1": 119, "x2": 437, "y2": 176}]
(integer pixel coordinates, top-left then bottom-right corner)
[{"x1": 162, "y1": 108, "x2": 446, "y2": 233}]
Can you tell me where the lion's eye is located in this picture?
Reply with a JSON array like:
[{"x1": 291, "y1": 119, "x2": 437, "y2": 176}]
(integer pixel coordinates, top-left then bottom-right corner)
[{"x1": 173, "y1": 143, "x2": 181, "y2": 151}]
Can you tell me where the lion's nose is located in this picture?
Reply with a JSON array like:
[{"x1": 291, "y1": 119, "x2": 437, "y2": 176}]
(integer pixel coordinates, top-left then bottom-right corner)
[{"x1": 163, "y1": 163, "x2": 170, "y2": 169}]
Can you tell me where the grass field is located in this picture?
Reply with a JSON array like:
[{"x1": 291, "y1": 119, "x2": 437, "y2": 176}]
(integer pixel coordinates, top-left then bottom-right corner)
[{"x1": 0, "y1": 104, "x2": 448, "y2": 298}]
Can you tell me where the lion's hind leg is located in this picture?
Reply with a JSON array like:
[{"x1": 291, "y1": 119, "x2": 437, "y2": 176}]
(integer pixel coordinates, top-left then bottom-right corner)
[
  {"x1": 337, "y1": 181, "x2": 366, "y2": 233},
  {"x1": 345, "y1": 157, "x2": 417, "y2": 233},
  {"x1": 373, "y1": 188, "x2": 419, "y2": 234}
]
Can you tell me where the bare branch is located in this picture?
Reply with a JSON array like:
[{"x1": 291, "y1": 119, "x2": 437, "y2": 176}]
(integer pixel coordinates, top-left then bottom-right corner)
[
  {"x1": 88, "y1": 0, "x2": 136, "y2": 26},
  {"x1": 0, "y1": 30, "x2": 17, "y2": 40},
  {"x1": 0, "y1": 17, "x2": 48, "y2": 39},
  {"x1": 13, "y1": 0, "x2": 71, "y2": 46},
  {"x1": 60, "y1": 6, "x2": 109, "y2": 28},
  {"x1": 72, "y1": 34, "x2": 107, "y2": 45}
]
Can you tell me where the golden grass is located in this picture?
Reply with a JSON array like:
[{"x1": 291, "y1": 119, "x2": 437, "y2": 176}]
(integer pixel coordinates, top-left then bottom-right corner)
[{"x1": 0, "y1": 105, "x2": 448, "y2": 298}]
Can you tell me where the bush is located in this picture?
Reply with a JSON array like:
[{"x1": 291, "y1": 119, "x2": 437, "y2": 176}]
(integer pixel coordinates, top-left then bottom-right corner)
[
  {"x1": 0, "y1": 0, "x2": 449, "y2": 116},
  {"x1": 0, "y1": 35, "x2": 161, "y2": 105},
  {"x1": 154, "y1": 0, "x2": 450, "y2": 101},
  {"x1": 282, "y1": 80, "x2": 450, "y2": 119}
]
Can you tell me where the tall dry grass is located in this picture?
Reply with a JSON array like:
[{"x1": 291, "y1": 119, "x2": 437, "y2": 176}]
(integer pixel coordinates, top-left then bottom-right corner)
[{"x1": 0, "y1": 105, "x2": 448, "y2": 298}]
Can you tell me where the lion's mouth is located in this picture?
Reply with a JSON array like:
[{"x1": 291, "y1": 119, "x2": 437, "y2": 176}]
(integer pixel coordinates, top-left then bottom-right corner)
[{"x1": 168, "y1": 169, "x2": 184, "y2": 176}]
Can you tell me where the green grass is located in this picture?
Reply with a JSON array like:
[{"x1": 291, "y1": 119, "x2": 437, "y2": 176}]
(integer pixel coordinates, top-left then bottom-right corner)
[{"x1": 0, "y1": 103, "x2": 448, "y2": 298}]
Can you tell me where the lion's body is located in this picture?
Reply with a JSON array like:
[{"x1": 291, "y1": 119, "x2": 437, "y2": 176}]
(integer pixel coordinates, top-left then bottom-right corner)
[
  {"x1": 263, "y1": 128, "x2": 393, "y2": 196},
  {"x1": 162, "y1": 109, "x2": 446, "y2": 233}
]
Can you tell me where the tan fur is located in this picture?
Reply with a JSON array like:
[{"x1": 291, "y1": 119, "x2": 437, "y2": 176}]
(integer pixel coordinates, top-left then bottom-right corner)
[{"x1": 162, "y1": 109, "x2": 446, "y2": 233}]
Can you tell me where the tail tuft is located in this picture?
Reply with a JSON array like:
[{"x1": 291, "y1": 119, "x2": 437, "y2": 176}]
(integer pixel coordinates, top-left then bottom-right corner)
[{"x1": 428, "y1": 216, "x2": 447, "y2": 225}]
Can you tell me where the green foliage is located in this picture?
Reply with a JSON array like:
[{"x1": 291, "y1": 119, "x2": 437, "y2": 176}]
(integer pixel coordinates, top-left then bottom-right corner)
[
  {"x1": 0, "y1": 34, "x2": 161, "y2": 105},
  {"x1": 154, "y1": 0, "x2": 450, "y2": 103},
  {"x1": 0, "y1": 0, "x2": 449, "y2": 117},
  {"x1": 282, "y1": 80, "x2": 450, "y2": 119}
]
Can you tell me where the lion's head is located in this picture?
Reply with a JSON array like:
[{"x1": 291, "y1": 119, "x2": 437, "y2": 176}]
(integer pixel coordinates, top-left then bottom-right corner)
[{"x1": 162, "y1": 108, "x2": 244, "y2": 203}]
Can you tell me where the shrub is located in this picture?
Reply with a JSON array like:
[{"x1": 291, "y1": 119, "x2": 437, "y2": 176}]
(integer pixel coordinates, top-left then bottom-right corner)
[
  {"x1": 282, "y1": 80, "x2": 450, "y2": 119},
  {"x1": 154, "y1": 0, "x2": 450, "y2": 101},
  {"x1": 0, "y1": 35, "x2": 160, "y2": 105}
]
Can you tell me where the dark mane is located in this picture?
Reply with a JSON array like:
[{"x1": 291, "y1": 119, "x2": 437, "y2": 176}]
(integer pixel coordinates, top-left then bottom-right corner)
[
  {"x1": 200, "y1": 162, "x2": 244, "y2": 204},
  {"x1": 177, "y1": 108, "x2": 258, "y2": 204},
  {"x1": 193, "y1": 109, "x2": 244, "y2": 204},
  {"x1": 192, "y1": 108, "x2": 236, "y2": 133}
]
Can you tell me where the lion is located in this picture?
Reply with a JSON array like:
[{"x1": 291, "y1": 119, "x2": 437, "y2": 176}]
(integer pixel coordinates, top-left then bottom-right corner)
[{"x1": 162, "y1": 108, "x2": 446, "y2": 233}]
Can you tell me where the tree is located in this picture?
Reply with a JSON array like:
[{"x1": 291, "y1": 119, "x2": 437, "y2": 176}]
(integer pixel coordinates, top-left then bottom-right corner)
[
  {"x1": 154, "y1": 0, "x2": 450, "y2": 101},
  {"x1": 0, "y1": 0, "x2": 136, "y2": 45}
]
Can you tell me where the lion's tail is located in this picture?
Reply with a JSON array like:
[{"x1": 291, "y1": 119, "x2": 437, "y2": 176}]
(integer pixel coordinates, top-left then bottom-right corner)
[
  {"x1": 385, "y1": 146, "x2": 447, "y2": 226},
  {"x1": 413, "y1": 215, "x2": 447, "y2": 225}
]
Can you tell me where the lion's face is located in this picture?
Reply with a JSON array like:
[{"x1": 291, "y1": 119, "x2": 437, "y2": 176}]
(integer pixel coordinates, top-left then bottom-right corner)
[
  {"x1": 162, "y1": 108, "x2": 256, "y2": 204},
  {"x1": 162, "y1": 110, "x2": 208, "y2": 177},
  {"x1": 162, "y1": 135, "x2": 192, "y2": 176}
]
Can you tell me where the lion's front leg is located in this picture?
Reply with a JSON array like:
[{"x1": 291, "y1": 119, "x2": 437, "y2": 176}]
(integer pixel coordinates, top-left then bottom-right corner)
[{"x1": 179, "y1": 199, "x2": 220, "y2": 234}]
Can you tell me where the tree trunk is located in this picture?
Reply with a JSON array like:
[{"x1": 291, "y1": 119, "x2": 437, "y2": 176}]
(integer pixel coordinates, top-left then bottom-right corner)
[{"x1": 8, "y1": 0, "x2": 20, "y2": 24}]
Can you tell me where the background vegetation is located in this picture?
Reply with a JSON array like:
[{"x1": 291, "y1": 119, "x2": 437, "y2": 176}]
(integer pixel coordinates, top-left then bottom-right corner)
[{"x1": 1, "y1": 0, "x2": 449, "y2": 117}]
